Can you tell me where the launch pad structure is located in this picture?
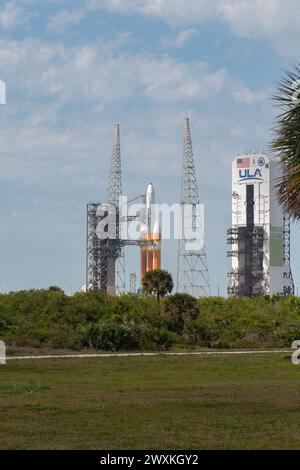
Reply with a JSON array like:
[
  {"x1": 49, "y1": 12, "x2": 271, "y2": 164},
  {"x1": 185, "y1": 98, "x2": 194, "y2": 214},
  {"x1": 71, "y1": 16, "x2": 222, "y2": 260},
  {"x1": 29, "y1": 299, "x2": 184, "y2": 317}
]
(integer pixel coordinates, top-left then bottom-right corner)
[
  {"x1": 86, "y1": 123, "x2": 295, "y2": 298},
  {"x1": 227, "y1": 154, "x2": 294, "y2": 297},
  {"x1": 86, "y1": 199, "x2": 152, "y2": 295},
  {"x1": 86, "y1": 125, "x2": 157, "y2": 295},
  {"x1": 86, "y1": 119, "x2": 211, "y2": 296},
  {"x1": 86, "y1": 119, "x2": 211, "y2": 297},
  {"x1": 86, "y1": 123, "x2": 125, "y2": 295}
]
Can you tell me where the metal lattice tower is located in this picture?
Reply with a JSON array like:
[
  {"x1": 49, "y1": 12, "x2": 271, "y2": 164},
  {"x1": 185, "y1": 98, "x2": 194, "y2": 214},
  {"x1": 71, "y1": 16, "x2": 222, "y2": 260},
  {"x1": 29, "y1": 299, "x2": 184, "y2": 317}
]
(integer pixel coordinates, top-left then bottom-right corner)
[
  {"x1": 107, "y1": 124, "x2": 122, "y2": 205},
  {"x1": 86, "y1": 125, "x2": 125, "y2": 295},
  {"x1": 282, "y1": 162, "x2": 295, "y2": 296},
  {"x1": 283, "y1": 213, "x2": 295, "y2": 295},
  {"x1": 86, "y1": 203, "x2": 101, "y2": 291},
  {"x1": 107, "y1": 124, "x2": 126, "y2": 294},
  {"x1": 177, "y1": 118, "x2": 210, "y2": 297},
  {"x1": 86, "y1": 203, "x2": 111, "y2": 292}
]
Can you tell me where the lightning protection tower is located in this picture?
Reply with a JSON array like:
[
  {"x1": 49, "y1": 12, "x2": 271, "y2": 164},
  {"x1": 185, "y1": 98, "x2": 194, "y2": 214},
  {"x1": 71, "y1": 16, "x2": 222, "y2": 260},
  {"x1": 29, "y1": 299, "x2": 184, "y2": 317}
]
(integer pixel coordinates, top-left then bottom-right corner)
[
  {"x1": 177, "y1": 118, "x2": 210, "y2": 297},
  {"x1": 86, "y1": 124, "x2": 125, "y2": 295},
  {"x1": 107, "y1": 124, "x2": 126, "y2": 294}
]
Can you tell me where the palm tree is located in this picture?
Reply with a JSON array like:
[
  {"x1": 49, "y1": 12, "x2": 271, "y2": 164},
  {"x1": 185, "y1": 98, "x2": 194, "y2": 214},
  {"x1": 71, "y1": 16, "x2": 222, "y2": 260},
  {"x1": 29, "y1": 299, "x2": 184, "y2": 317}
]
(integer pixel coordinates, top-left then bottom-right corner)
[
  {"x1": 272, "y1": 64, "x2": 300, "y2": 218},
  {"x1": 142, "y1": 269, "x2": 173, "y2": 304}
]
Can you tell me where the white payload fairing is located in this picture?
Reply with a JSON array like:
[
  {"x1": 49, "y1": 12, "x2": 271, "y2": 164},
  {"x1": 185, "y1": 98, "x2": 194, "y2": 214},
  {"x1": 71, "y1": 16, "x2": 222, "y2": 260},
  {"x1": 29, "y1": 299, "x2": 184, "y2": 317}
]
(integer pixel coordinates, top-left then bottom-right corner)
[{"x1": 140, "y1": 183, "x2": 161, "y2": 281}]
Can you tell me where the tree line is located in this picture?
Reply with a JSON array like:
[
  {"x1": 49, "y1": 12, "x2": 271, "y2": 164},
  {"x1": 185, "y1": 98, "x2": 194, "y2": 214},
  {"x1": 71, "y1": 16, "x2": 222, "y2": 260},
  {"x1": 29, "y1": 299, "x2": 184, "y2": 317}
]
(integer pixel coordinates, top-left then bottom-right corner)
[{"x1": 1, "y1": 287, "x2": 300, "y2": 351}]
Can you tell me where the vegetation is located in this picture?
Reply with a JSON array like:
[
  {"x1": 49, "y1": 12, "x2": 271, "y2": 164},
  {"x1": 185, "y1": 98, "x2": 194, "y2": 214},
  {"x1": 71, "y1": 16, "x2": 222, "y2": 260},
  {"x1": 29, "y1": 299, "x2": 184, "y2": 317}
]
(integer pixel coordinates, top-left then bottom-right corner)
[
  {"x1": 1, "y1": 354, "x2": 300, "y2": 449},
  {"x1": 164, "y1": 293, "x2": 199, "y2": 332},
  {"x1": 1, "y1": 289, "x2": 300, "y2": 351},
  {"x1": 142, "y1": 269, "x2": 174, "y2": 303},
  {"x1": 272, "y1": 64, "x2": 300, "y2": 218}
]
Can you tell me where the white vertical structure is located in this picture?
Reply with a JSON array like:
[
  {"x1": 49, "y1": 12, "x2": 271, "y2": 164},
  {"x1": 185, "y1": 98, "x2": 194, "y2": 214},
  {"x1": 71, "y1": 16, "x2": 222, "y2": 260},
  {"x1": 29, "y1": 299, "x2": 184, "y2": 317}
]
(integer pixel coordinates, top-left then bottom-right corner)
[
  {"x1": 227, "y1": 153, "x2": 294, "y2": 296},
  {"x1": 140, "y1": 183, "x2": 161, "y2": 282}
]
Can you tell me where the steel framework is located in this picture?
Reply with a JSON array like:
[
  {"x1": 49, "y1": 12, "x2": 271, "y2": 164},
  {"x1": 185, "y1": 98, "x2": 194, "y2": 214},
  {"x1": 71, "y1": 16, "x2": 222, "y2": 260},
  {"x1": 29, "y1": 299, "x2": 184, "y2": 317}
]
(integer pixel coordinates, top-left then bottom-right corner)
[
  {"x1": 86, "y1": 203, "x2": 101, "y2": 291},
  {"x1": 86, "y1": 124, "x2": 128, "y2": 295},
  {"x1": 283, "y1": 213, "x2": 295, "y2": 295},
  {"x1": 86, "y1": 124, "x2": 124, "y2": 295},
  {"x1": 177, "y1": 118, "x2": 210, "y2": 297},
  {"x1": 86, "y1": 201, "x2": 152, "y2": 294},
  {"x1": 227, "y1": 226, "x2": 265, "y2": 297},
  {"x1": 107, "y1": 124, "x2": 125, "y2": 294},
  {"x1": 86, "y1": 202, "x2": 121, "y2": 293},
  {"x1": 282, "y1": 162, "x2": 294, "y2": 296}
]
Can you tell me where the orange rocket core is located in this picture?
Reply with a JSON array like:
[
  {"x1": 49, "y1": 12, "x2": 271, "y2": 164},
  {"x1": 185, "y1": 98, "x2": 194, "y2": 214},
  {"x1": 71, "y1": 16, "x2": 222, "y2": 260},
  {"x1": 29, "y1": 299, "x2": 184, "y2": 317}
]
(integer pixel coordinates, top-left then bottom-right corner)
[
  {"x1": 141, "y1": 233, "x2": 161, "y2": 282},
  {"x1": 140, "y1": 184, "x2": 161, "y2": 282},
  {"x1": 153, "y1": 233, "x2": 161, "y2": 271}
]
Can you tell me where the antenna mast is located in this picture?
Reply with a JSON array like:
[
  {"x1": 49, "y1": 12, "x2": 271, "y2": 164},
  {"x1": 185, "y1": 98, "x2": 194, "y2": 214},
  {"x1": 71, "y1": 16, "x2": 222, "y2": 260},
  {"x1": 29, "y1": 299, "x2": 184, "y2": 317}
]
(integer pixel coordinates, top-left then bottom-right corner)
[
  {"x1": 177, "y1": 118, "x2": 210, "y2": 297},
  {"x1": 107, "y1": 124, "x2": 126, "y2": 294}
]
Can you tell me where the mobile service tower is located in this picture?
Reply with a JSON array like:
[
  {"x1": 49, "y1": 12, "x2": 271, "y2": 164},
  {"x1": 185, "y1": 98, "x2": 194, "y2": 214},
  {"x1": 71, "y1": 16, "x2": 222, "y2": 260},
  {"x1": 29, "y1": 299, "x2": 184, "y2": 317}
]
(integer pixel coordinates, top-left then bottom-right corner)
[{"x1": 227, "y1": 153, "x2": 294, "y2": 297}]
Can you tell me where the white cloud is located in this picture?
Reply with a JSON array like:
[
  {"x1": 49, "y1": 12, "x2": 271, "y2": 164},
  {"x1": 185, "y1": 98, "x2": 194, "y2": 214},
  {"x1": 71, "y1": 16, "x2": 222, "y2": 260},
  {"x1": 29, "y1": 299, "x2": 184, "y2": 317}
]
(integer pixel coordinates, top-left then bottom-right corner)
[
  {"x1": 84, "y1": 0, "x2": 214, "y2": 23},
  {"x1": 88, "y1": 0, "x2": 300, "y2": 56},
  {"x1": 162, "y1": 28, "x2": 199, "y2": 48},
  {"x1": 0, "y1": 37, "x2": 228, "y2": 108},
  {"x1": 47, "y1": 8, "x2": 87, "y2": 32},
  {"x1": 0, "y1": 33, "x2": 265, "y2": 209},
  {"x1": 232, "y1": 85, "x2": 271, "y2": 104},
  {"x1": 42, "y1": 1, "x2": 300, "y2": 56},
  {"x1": 175, "y1": 29, "x2": 199, "y2": 47},
  {"x1": 0, "y1": 35, "x2": 230, "y2": 198},
  {"x1": 137, "y1": 58, "x2": 227, "y2": 103},
  {"x1": 0, "y1": 0, "x2": 26, "y2": 31}
]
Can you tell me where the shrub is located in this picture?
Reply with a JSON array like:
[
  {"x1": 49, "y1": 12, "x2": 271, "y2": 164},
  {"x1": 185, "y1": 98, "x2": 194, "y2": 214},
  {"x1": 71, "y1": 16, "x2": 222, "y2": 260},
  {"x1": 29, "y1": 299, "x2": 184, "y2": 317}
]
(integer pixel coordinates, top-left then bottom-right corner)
[
  {"x1": 163, "y1": 293, "x2": 199, "y2": 332},
  {"x1": 1, "y1": 290, "x2": 300, "y2": 351}
]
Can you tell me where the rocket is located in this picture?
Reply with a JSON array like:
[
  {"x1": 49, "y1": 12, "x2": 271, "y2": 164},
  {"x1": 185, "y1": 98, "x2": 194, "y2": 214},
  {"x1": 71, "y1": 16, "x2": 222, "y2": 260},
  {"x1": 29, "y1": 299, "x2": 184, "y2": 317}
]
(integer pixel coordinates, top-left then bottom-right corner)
[{"x1": 140, "y1": 183, "x2": 161, "y2": 282}]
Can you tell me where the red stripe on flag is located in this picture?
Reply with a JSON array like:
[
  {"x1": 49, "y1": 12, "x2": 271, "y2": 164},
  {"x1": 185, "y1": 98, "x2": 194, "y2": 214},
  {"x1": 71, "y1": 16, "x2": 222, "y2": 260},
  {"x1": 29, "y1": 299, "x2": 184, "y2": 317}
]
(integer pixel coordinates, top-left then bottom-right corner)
[{"x1": 237, "y1": 158, "x2": 250, "y2": 168}]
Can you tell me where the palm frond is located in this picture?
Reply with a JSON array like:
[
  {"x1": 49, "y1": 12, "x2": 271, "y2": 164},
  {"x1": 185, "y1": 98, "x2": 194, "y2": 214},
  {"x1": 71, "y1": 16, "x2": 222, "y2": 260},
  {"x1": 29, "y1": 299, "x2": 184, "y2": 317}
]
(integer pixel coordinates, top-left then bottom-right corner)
[{"x1": 271, "y1": 64, "x2": 300, "y2": 219}]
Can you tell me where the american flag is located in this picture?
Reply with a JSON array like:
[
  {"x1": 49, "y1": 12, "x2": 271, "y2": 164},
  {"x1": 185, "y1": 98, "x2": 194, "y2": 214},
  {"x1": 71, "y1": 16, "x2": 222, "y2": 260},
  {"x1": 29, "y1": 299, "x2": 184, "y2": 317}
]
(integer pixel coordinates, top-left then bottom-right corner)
[{"x1": 237, "y1": 157, "x2": 250, "y2": 168}]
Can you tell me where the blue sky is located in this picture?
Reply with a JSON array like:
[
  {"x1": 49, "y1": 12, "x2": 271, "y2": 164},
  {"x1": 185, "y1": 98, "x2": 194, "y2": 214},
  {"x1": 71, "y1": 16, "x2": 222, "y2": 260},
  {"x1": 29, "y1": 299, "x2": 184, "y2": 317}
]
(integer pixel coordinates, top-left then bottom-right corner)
[{"x1": 0, "y1": 0, "x2": 299, "y2": 295}]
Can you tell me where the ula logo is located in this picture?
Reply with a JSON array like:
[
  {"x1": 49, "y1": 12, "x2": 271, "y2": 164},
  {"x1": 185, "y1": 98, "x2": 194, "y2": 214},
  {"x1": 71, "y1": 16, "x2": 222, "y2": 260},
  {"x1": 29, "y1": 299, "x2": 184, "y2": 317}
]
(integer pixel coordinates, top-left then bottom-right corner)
[
  {"x1": 0, "y1": 80, "x2": 6, "y2": 105},
  {"x1": 239, "y1": 168, "x2": 263, "y2": 181}
]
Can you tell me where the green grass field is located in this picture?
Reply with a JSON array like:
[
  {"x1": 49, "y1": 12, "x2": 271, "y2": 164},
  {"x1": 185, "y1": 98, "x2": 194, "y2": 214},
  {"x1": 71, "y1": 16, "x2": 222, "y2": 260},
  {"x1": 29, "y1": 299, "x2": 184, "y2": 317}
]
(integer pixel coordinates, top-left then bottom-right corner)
[{"x1": 0, "y1": 353, "x2": 300, "y2": 449}]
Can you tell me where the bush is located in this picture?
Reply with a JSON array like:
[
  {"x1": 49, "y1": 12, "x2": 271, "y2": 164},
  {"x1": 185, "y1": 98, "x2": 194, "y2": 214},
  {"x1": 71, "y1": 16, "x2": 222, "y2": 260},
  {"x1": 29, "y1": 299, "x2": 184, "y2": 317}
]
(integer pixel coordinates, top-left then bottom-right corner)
[
  {"x1": 163, "y1": 293, "x2": 199, "y2": 332},
  {"x1": 88, "y1": 321, "x2": 140, "y2": 351},
  {"x1": 1, "y1": 290, "x2": 300, "y2": 351}
]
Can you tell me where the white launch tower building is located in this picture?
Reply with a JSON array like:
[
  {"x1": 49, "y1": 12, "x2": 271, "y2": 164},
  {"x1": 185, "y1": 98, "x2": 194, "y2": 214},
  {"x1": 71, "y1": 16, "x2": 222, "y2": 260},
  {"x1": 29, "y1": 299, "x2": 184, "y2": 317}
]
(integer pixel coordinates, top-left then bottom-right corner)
[{"x1": 227, "y1": 153, "x2": 294, "y2": 297}]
